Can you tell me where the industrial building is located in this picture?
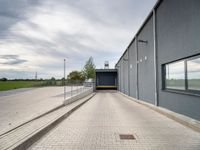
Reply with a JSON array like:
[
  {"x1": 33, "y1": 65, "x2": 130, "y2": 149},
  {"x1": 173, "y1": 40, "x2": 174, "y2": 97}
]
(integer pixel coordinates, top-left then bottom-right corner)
[{"x1": 116, "y1": 0, "x2": 200, "y2": 120}]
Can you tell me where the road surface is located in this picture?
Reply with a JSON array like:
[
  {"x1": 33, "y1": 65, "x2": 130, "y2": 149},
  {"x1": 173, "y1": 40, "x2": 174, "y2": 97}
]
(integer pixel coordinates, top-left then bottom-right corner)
[{"x1": 29, "y1": 91, "x2": 200, "y2": 150}]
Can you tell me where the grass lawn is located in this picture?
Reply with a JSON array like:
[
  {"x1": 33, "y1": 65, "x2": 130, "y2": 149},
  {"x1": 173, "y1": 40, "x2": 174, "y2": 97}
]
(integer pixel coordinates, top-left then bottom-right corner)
[{"x1": 0, "y1": 81, "x2": 46, "y2": 91}]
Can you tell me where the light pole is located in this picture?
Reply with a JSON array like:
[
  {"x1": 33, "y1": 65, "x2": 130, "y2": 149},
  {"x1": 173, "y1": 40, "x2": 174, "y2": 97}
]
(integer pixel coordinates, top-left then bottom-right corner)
[{"x1": 64, "y1": 59, "x2": 66, "y2": 100}]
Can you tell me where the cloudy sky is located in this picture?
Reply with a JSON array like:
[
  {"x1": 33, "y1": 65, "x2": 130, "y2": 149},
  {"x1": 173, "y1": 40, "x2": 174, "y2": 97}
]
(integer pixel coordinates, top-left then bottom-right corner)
[{"x1": 0, "y1": 0, "x2": 157, "y2": 79}]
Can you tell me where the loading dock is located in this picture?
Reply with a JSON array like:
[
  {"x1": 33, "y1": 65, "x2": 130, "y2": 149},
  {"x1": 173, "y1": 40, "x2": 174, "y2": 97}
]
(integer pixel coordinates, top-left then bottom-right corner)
[{"x1": 95, "y1": 69, "x2": 117, "y2": 90}]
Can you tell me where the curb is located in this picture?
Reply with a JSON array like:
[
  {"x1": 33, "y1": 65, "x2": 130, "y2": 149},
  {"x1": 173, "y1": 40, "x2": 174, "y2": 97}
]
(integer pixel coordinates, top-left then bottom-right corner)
[
  {"x1": 10, "y1": 93, "x2": 95, "y2": 150},
  {"x1": 0, "y1": 104, "x2": 64, "y2": 137},
  {"x1": 118, "y1": 91, "x2": 200, "y2": 133}
]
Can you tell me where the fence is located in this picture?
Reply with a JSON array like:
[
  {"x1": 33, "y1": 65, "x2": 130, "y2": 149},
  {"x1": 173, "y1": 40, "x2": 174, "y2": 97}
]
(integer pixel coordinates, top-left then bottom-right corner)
[{"x1": 63, "y1": 80, "x2": 95, "y2": 100}]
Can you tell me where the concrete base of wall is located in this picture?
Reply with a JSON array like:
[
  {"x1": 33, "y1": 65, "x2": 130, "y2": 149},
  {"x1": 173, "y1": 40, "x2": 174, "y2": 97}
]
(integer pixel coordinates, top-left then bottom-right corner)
[{"x1": 118, "y1": 91, "x2": 200, "y2": 133}]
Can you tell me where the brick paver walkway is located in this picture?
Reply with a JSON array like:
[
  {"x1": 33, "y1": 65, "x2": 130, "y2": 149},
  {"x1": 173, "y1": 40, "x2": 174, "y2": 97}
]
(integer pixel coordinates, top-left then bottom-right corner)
[
  {"x1": 29, "y1": 91, "x2": 200, "y2": 150},
  {"x1": 0, "y1": 86, "x2": 82, "y2": 135},
  {"x1": 0, "y1": 93, "x2": 94, "y2": 150}
]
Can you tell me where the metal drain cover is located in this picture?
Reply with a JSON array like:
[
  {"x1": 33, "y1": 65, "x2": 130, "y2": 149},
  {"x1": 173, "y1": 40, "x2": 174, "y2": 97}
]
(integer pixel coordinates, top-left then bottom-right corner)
[{"x1": 119, "y1": 134, "x2": 135, "y2": 140}]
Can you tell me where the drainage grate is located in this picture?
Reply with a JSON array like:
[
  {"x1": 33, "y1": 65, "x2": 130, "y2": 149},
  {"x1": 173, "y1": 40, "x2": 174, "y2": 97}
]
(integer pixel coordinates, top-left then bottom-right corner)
[{"x1": 119, "y1": 134, "x2": 135, "y2": 140}]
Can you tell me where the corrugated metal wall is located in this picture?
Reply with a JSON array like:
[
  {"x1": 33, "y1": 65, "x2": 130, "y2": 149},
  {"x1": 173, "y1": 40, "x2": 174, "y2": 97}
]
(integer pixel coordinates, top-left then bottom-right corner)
[
  {"x1": 156, "y1": 0, "x2": 200, "y2": 120},
  {"x1": 116, "y1": 0, "x2": 200, "y2": 120},
  {"x1": 137, "y1": 15, "x2": 155, "y2": 104},
  {"x1": 128, "y1": 41, "x2": 137, "y2": 98},
  {"x1": 123, "y1": 51, "x2": 129, "y2": 95}
]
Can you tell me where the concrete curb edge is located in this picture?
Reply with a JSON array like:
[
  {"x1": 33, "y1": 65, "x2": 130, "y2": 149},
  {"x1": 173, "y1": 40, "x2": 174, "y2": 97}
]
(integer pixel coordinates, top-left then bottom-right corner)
[{"x1": 0, "y1": 104, "x2": 64, "y2": 137}]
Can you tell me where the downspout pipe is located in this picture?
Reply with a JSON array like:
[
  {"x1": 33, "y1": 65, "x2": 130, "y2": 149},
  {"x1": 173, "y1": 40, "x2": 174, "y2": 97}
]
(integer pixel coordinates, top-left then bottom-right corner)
[
  {"x1": 128, "y1": 50, "x2": 130, "y2": 96},
  {"x1": 123, "y1": 57, "x2": 129, "y2": 95},
  {"x1": 153, "y1": 9, "x2": 158, "y2": 106},
  {"x1": 117, "y1": 65, "x2": 121, "y2": 91},
  {"x1": 135, "y1": 36, "x2": 139, "y2": 100}
]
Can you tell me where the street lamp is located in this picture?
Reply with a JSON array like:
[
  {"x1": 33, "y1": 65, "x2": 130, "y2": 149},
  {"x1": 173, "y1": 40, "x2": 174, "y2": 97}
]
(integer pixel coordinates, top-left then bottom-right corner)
[{"x1": 64, "y1": 59, "x2": 66, "y2": 100}]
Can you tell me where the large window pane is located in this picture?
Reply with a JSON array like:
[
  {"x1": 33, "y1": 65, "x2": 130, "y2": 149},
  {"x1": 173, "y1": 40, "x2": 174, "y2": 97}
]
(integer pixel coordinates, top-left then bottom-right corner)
[
  {"x1": 165, "y1": 61, "x2": 185, "y2": 90},
  {"x1": 187, "y1": 57, "x2": 200, "y2": 91}
]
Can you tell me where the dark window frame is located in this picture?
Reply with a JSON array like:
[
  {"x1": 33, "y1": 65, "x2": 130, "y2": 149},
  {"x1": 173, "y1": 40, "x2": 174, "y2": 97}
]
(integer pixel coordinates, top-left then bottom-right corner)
[{"x1": 162, "y1": 54, "x2": 200, "y2": 96}]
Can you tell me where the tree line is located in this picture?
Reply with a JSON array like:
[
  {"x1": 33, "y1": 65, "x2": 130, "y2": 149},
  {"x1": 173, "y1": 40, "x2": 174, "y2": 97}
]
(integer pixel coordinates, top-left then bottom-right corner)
[{"x1": 0, "y1": 57, "x2": 96, "y2": 85}]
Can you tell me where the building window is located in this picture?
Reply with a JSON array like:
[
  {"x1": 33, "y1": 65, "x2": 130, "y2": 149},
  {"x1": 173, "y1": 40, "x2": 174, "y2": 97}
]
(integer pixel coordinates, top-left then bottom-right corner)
[
  {"x1": 165, "y1": 61, "x2": 185, "y2": 90},
  {"x1": 187, "y1": 57, "x2": 200, "y2": 91},
  {"x1": 163, "y1": 54, "x2": 200, "y2": 95}
]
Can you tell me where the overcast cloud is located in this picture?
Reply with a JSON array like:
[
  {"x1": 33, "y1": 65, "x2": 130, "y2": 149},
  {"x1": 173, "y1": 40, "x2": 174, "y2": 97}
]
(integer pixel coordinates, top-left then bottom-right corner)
[{"x1": 0, "y1": 0, "x2": 157, "y2": 79}]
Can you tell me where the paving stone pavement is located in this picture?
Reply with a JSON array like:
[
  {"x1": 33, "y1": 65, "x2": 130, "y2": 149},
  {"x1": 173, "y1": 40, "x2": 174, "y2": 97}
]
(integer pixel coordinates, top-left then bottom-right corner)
[
  {"x1": 0, "y1": 86, "x2": 82, "y2": 135},
  {"x1": 28, "y1": 91, "x2": 200, "y2": 150},
  {"x1": 0, "y1": 93, "x2": 93, "y2": 150}
]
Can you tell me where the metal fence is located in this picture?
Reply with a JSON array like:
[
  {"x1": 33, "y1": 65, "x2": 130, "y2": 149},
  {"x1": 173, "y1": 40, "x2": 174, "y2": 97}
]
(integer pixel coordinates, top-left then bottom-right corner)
[{"x1": 63, "y1": 80, "x2": 94, "y2": 100}]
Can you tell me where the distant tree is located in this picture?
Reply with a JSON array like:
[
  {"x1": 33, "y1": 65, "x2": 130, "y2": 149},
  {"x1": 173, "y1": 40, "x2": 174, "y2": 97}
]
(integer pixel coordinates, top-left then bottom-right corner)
[
  {"x1": 61, "y1": 77, "x2": 65, "y2": 86},
  {"x1": 51, "y1": 77, "x2": 56, "y2": 80},
  {"x1": 0, "y1": 78, "x2": 7, "y2": 81},
  {"x1": 49, "y1": 77, "x2": 56, "y2": 85},
  {"x1": 82, "y1": 57, "x2": 96, "y2": 80},
  {"x1": 67, "y1": 71, "x2": 85, "y2": 83}
]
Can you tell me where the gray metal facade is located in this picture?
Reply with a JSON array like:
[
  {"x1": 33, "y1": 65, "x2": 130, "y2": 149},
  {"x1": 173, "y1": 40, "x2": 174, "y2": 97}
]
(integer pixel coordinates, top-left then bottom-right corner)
[
  {"x1": 123, "y1": 51, "x2": 129, "y2": 95},
  {"x1": 116, "y1": 0, "x2": 200, "y2": 120},
  {"x1": 137, "y1": 15, "x2": 155, "y2": 104},
  {"x1": 156, "y1": 0, "x2": 200, "y2": 120},
  {"x1": 129, "y1": 41, "x2": 137, "y2": 98}
]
